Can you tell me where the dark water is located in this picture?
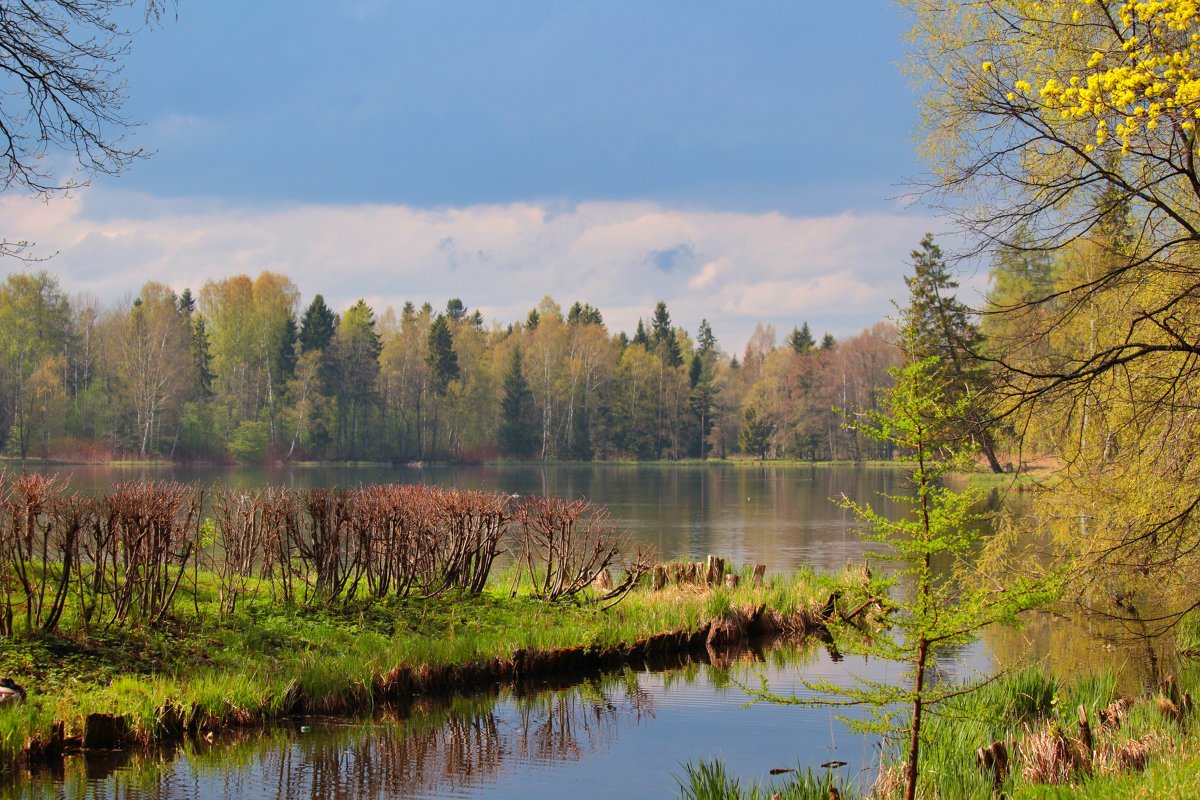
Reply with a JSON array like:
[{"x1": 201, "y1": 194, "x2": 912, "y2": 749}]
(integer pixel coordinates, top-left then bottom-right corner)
[{"x1": 4, "y1": 463, "x2": 1172, "y2": 798}]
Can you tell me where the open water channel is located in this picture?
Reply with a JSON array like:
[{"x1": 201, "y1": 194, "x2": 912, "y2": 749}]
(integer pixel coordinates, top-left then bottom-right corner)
[{"x1": 0, "y1": 463, "x2": 1167, "y2": 798}]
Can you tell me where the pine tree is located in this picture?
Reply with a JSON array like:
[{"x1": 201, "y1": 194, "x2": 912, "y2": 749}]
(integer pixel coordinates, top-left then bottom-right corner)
[
  {"x1": 632, "y1": 319, "x2": 649, "y2": 348},
  {"x1": 820, "y1": 333, "x2": 836, "y2": 351},
  {"x1": 650, "y1": 301, "x2": 683, "y2": 368},
  {"x1": 497, "y1": 347, "x2": 539, "y2": 459}
]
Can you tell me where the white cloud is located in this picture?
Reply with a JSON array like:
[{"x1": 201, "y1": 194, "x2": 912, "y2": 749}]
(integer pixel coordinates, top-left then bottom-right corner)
[{"x1": 0, "y1": 190, "x2": 943, "y2": 351}]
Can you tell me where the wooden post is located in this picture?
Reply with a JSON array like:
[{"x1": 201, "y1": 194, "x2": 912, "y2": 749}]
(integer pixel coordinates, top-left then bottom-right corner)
[
  {"x1": 705, "y1": 555, "x2": 719, "y2": 586},
  {"x1": 725, "y1": 574, "x2": 739, "y2": 590},
  {"x1": 652, "y1": 565, "x2": 667, "y2": 591},
  {"x1": 752, "y1": 563, "x2": 766, "y2": 588}
]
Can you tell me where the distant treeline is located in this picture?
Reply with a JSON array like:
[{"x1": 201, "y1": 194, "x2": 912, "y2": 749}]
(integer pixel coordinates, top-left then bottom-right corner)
[{"x1": 0, "y1": 271, "x2": 901, "y2": 463}]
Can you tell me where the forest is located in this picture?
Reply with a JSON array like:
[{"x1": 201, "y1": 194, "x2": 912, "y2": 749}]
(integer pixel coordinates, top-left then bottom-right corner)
[{"x1": 0, "y1": 269, "x2": 913, "y2": 464}]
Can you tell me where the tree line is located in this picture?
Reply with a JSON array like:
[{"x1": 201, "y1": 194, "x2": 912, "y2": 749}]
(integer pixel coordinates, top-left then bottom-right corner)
[{"x1": 0, "y1": 271, "x2": 907, "y2": 463}]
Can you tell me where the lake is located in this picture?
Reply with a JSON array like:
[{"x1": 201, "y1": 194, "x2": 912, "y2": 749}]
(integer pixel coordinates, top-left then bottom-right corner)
[{"x1": 2, "y1": 463, "x2": 1172, "y2": 798}]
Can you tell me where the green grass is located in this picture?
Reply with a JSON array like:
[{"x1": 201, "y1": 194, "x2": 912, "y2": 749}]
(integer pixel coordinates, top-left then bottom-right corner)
[{"x1": 677, "y1": 759, "x2": 848, "y2": 800}]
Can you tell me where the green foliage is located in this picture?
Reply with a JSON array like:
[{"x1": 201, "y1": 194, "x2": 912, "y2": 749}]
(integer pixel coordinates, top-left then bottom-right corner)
[
  {"x1": 789, "y1": 322, "x2": 815, "y2": 354},
  {"x1": 425, "y1": 314, "x2": 459, "y2": 395},
  {"x1": 228, "y1": 420, "x2": 270, "y2": 462}
]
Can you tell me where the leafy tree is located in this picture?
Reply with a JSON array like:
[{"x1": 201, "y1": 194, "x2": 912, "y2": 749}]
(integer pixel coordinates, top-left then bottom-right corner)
[
  {"x1": 757, "y1": 355, "x2": 1054, "y2": 800},
  {"x1": 497, "y1": 347, "x2": 539, "y2": 459},
  {"x1": 0, "y1": 272, "x2": 72, "y2": 457},
  {"x1": 118, "y1": 282, "x2": 192, "y2": 456},
  {"x1": 330, "y1": 300, "x2": 382, "y2": 457},
  {"x1": 445, "y1": 298, "x2": 466, "y2": 322}
]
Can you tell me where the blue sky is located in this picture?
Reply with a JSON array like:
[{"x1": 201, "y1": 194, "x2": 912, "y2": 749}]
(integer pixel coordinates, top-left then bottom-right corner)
[{"x1": 6, "y1": 0, "x2": 949, "y2": 351}]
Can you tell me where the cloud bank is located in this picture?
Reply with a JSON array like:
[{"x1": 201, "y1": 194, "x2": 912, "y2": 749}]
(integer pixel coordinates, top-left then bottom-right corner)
[{"x1": 0, "y1": 190, "x2": 941, "y2": 351}]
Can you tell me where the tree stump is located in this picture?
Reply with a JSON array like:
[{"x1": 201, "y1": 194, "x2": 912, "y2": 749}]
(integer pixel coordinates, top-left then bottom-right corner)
[
  {"x1": 83, "y1": 713, "x2": 128, "y2": 750},
  {"x1": 1076, "y1": 704, "x2": 1093, "y2": 765},
  {"x1": 725, "y1": 574, "x2": 740, "y2": 590},
  {"x1": 651, "y1": 565, "x2": 667, "y2": 591},
  {"x1": 593, "y1": 569, "x2": 614, "y2": 592},
  {"x1": 975, "y1": 740, "x2": 1009, "y2": 788},
  {"x1": 752, "y1": 563, "x2": 766, "y2": 588}
]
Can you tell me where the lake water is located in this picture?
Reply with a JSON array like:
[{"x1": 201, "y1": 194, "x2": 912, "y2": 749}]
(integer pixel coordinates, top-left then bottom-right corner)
[{"x1": 2, "y1": 463, "x2": 1174, "y2": 798}]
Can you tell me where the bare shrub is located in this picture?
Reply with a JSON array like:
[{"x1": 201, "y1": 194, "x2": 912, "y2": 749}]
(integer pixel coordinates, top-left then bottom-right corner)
[
  {"x1": 421, "y1": 488, "x2": 508, "y2": 597},
  {"x1": 295, "y1": 489, "x2": 361, "y2": 603},
  {"x1": 514, "y1": 496, "x2": 636, "y2": 602},
  {"x1": 0, "y1": 473, "x2": 84, "y2": 636},
  {"x1": 210, "y1": 488, "x2": 285, "y2": 614},
  {"x1": 80, "y1": 481, "x2": 203, "y2": 628}
]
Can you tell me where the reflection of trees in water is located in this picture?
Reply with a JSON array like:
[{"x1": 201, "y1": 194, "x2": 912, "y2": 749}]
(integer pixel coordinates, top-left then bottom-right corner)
[
  {"x1": 983, "y1": 611, "x2": 1176, "y2": 696},
  {"x1": 513, "y1": 673, "x2": 654, "y2": 765}
]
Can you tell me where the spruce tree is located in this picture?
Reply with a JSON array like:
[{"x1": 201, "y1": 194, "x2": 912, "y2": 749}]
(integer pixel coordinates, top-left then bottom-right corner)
[
  {"x1": 425, "y1": 314, "x2": 459, "y2": 395},
  {"x1": 299, "y1": 294, "x2": 337, "y2": 354},
  {"x1": 279, "y1": 314, "x2": 298, "y2": 381},
  {"x1": 788, "y1": 322, "x2": 815, "y2": 354},
  {"x1": 902, "y1": 233, "x2": 1003, "y2": 472},
  {"x1": 497, "y1": 347, "x2": 539, "y2": 458}
]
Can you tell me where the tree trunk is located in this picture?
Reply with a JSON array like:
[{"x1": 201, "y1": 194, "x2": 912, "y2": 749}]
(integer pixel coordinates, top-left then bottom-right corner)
[{"x1": 905, "y1": 637, "x2": 929, "y2": 800}]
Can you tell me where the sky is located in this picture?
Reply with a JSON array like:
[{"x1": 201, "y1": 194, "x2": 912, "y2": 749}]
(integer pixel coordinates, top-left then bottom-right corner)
[{"x1": 1, "y1": 0, "x2": 960, "y2": 352}]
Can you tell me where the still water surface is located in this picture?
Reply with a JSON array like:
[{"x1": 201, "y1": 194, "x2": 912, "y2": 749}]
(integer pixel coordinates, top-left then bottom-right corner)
[{"x1": 5, "y1": 463, "x2": 1165, "y2": 798}]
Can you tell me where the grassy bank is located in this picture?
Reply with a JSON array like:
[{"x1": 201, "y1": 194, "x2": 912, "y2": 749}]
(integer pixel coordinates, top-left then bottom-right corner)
[
  {"x1": 680, "y1": 660, "x2": 1200, "y2": 799},
  {"x1": 0, "y1": 562, "x2": 844, "y2": 772}
]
